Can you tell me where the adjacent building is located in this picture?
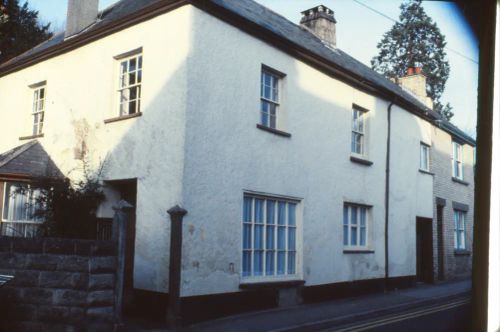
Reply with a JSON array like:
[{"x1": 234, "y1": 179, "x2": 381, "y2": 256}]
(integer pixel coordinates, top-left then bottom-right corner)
[{"x1": 0, "y1": 0, "x2": 475, "y2": 321}]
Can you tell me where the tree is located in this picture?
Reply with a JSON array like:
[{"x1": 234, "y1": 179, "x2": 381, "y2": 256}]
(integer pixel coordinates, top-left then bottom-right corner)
[
  {"x1": 371, "y1": 0, "x2": 453, "y2": 120},
  {"x1": 0, "y1": 0, "x2": 52, "y2": 64}
]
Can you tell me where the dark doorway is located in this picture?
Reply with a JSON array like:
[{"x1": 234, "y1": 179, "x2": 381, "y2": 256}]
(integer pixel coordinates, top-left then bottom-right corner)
[
  {"x1": 416, "y1": 217, "x2": 434, "y2": 283},
  {"x1": 437, "y1": 205, "x2": 445, "y2": 280},
  {"x1": 105, "y1": 178, "x2": 137, "y2": 315}
]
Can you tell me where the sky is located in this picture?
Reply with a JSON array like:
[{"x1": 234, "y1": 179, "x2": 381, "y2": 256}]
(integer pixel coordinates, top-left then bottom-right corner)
[{"x1": 27, "y1": 0, "x2": 479, "y2": 137}]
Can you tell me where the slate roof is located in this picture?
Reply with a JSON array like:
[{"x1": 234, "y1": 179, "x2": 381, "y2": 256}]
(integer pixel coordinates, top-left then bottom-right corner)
[
  {"x1": 0, "y1": 0, "x2": 475, "y2": 145},
  {"x1": 0, "y1": 141, "x2": 64, "y2": 178}
]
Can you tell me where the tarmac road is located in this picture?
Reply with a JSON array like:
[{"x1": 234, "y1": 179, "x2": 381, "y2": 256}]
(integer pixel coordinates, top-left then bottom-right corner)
[{"x1": 321, "y1": 297, "x2": 471, "y2": 332}]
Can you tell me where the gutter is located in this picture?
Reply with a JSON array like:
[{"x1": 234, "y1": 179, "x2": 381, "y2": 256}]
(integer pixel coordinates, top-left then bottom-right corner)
[{"x1": 384, "y1": 101, "x2": 394, "y2": 290}]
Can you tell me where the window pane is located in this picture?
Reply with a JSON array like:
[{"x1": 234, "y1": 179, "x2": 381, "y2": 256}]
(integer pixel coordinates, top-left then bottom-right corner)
[
  {"x1": 254, "y1": 225, "x2": 263, "y2": 249},
  {"x1": 255, "y1": 199, "x2": 264, "y2": 223},
  {"x1": 130, "y1": 86, "x2": 138, "y2": 100},
  {"x1": 120, "y1": 61, "x2": 127, "y2": 75},
  {"x1": 270, "y1": 114, "x2": 276, "y2": 129},
  {"x1": 137, "y1": 70, "x2": 142, "y2": 83},
  {"x1": 351, "y1": 226, "x2": 357, "y2": 246},
  {"x1": 278, "y1": 202, "x2": 286, "y2": 225},
  {"x1": 266, "y1": 226, "x2": 274, "y2": 249},
  {"x1": 243, "y1": 224, "x2": 251, "y2": 249},
  {"x1": 287, "y1": 252, "x2": 296, "y2": 274},
  {"x1": 129, "y1": 58, "x2": 137, "y2": 72},
  {"x1": 129, "y1": 100, "x2": 137, "y2": 114},
  {"x1": 277, "y1": 252, "x2": 285, "y2": 275},
  {"x1": 242, "y1": 251, "x2": 251, "y2": 277},
  {"x1": 360, "y1": 207, "x2": 366, "y2": 227},
  {"x1": 265, "y1": 251, "x2": 274, "y2": 275},
  {"x1": 266, "y1": 200, "x2": 275, "y2": 224},
  {"x1": 288, "y1": 204, "x2": 296, "y2": 226},
  {"x1": 288, "y1": 227, "x2": 296, "y2": 250},
  {"x1": 351, "y1": 207, "x2": 358, "y2": 225},
  {"x1": 243, "y1": 197, "x2": 252, "y2": 222},
  {"x1": 358, "y1": 113, "x2": 364, "y2": 132},
  {"x1": 343, "y1": 225, "x2": 348, "y2": 246},
  {"x1": 39, "y1": 88, "x2": 45, "y2": 99},
  {"x1": 360, "y1": 226, "x2": 366, "y2": 246},
  {"x1": 138, "y1": 56, "x2": 143, "y2": 69},
  {"x1": 253, "y1": 251, "x2": 263, "y2": 276},
  {"x1": 129, "y1": 72, "x2": 136, "y2": 85},
  {"x1": 278, "y1": 226, "x2": 286, "y2": 249},
  {"x1": 261, "y1": 101, "x2": 269, "y2": 126}
]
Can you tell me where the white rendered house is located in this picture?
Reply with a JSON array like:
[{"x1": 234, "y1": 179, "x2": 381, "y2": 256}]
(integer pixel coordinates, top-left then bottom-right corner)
[{"x1": 0, "y1": 0, "x2": 475, "y2": 322}]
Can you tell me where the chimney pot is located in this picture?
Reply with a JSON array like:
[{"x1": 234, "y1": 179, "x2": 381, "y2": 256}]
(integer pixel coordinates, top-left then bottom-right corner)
[
  {"x1": 407, "y1": 67, "x2": 414, "y2": 75},
  {"x1": 300, "y1": 5, "x2": 337, "y2": 48}
]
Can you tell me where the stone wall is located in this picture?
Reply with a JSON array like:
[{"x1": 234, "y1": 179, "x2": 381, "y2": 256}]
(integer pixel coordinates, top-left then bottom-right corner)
[{"x1": 0, "y1": 237, "x2": 117, "y2": 332}]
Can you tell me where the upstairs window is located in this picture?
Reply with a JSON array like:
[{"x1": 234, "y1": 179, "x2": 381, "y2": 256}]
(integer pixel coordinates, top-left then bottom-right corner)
[
  {"x1": 453, "y1": 210, "x2": 466, "y2": 249},
  {"x1": 351, "y1": 106, "x2": 367, "y2": 155},
  {"x1": 31, "y1": 85, "x2": 46, "y2": 136},
  {"x1": 343, "y1": 203, "x2": 369, "y2": 249},
  {"x1": 117, "y1": 53, "x2": 142, "y2": 116},
  {"x1": 420, "y1": 143, "x2": 430, "y2": 171},
  {"x1": 242, "y1": 194, "x2": 298, "y2": 279},
  {"x1": 452, "y1": 142, "x2": 463, "y2": 179},
  {"x1": 260, "y1": 67, "x2": 282, "y2": 129}
]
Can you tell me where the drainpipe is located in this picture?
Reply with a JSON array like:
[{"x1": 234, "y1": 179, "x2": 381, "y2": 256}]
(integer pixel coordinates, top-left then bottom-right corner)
[{"x1": 384, "y1": 100, "x2": 394, "y2": 291}]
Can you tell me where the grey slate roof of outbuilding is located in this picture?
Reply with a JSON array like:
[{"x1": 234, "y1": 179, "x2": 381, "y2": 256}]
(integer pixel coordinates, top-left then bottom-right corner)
[
  {"x1": 0, "y1": 141, "x2": 64, "y2": 178},
  {"x1": 0, "y1": 0, "x2": 475, "y2": 145}
]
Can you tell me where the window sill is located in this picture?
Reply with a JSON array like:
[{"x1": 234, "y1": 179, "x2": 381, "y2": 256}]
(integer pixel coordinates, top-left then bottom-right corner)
[
  {"x1": 240, "y1": 279, "x2": 304, "y2": 289},
  {"x1": 256, "y1": 124, "x2": 291, "y2": 138},
  {"x1": 19, "y1": 133, "x2": 44, "y2": 141},
  {"x1": 452, "y1": 177, "x2": 469, "y2": 186},
  {"x1": 104, "y1": 112, "x2": 142, "y2": 124},
  {"x1": 350, "y1": 156, "x2": 373, "y2": 166},
  {"x1": 419, "y1": 169, "x2": 434, "y2": 176},
  {"x1": 343, "y1": 249, "x2": 375, "y2": 254},
  {"x1": 454, "y1": 249, "x2": 471, "y2": 256}
]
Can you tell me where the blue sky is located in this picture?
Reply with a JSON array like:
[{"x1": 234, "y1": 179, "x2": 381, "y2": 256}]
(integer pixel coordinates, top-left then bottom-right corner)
[{"x1": 27, "y1": 0, "x2": 478, "y2": 136}]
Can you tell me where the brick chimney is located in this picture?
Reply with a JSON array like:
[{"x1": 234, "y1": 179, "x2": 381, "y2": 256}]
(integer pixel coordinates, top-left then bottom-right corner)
[
  {"x1": 300, "y1": 5, "x2": 337, "y2": 48},
  {"x1": 65, "y1": 0, "x2": 99, "y2": 39},
  {"x1": 396, "y1": 66, "x2": 433, "y2": 109}
]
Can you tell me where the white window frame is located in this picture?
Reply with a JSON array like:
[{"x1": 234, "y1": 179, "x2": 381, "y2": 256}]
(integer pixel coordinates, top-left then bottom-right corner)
[
  {"x1": 343, "y1": 203, "x2": 370, "y2": 250},
  {"x1": 351, "y1": 105, "x2": 368, "y2": 156},
  {"x1": 453, "y1": 210, "x2": 466, "y2": 250},
  {"x1": 31, "y1": 85, "x2": 46, "y2": 136},
  {"x1": 116, "y1": 52, "x2": 143, "y2": 117},
  {"x1": 241, "y1": 193, "x2": 302, "y2": 283},
  {"x1": 260, "y1": 66, "x2": 285, "y2": 130},
  {"x1": 452, "y1": 141, "x2": 464, "y2": 180},
  {"x1": 420, "y1": 142, "x2": 430, "y2": 171}
]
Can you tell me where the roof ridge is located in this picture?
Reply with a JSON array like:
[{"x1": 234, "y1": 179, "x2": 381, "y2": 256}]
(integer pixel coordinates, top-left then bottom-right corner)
[{"x1": 0, "y1": 140, "x2": 39, "y2": 169}]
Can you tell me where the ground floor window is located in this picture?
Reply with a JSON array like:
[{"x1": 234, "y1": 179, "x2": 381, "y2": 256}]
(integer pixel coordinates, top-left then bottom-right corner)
[
  {"x1": 242, "y1": 194, "x2": 298, "y2": 278},
  {"x1": 453, "y1": 210, "x2": 466, "y2": 249},
  {"x1": 1, "y1": 182, "x2": 43, "y2": 237},
  {"x1": 343, "y1": 203, "x2": 369, "y2": 249}
]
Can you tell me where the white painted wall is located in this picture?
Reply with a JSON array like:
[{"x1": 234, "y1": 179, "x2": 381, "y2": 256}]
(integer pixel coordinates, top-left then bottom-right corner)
[
  {"x1": 0, "y1": 4, "x2": 439, "y2": 297},
  {"x1": 179, "y1": 7, "x2": 433, "y2": 296},
  {"x1": 0, "y1": 6, "x2": 194, "y2": 293}
]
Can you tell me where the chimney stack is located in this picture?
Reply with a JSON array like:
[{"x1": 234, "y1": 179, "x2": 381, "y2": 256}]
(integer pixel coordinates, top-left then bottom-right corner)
[
  {"x1": 65, "y1": 0, "x2": 99, "y2": 39},
  {"x1": 397, "y1": 66, "x2": 433, "y2": 109},
  {"x1": 300, "y1": 5, "x2": 337, "y2": 48}
]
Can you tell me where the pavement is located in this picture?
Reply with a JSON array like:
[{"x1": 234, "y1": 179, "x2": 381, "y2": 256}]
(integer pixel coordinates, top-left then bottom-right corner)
[{"x1": 126, "y1": 278, "x2": 471, "y2": 332}]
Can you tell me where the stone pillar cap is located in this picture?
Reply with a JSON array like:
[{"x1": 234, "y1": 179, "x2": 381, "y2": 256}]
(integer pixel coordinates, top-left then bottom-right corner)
[{"x1": 167, "y1": 205, "x2": 187, "y2": 216}]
